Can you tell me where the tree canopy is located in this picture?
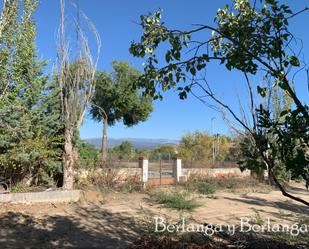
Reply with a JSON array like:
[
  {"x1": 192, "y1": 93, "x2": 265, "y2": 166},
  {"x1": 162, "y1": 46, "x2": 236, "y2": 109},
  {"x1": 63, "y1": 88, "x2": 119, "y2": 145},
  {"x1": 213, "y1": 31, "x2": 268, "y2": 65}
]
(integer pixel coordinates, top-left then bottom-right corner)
[
  {"x1": 0, "y1": 0, "x2": 62, "y2": 185},
  {"x1": 130, "y1": 0, "x2": 309, "y2": 206},
  {"x1": 179, "y1": 131, "x2": 231, "y2": 163},
  {"x1": 91, "y1": 61, "x2": 153, "y2": 127},
  {"x1": 90, "y1": 61, "x2": 153, "y2": 159}
]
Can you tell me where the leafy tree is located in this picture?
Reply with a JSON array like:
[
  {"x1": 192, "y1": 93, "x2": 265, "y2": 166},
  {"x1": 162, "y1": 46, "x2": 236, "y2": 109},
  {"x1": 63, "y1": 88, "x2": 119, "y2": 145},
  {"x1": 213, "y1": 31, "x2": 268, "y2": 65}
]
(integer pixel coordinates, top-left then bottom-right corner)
[
  {"x1": 238, "y1": 83, "x2": 294, "y2": 182},
  {"x1": 130, "y1": 1, "x2": 309, "y2": 206},
  {"x1": 111, "y1": 141, "x2": 135, "y2": 160},
  {"x1": 178, "y1": 131, "x2": 230, "y2": 163},
  {"x1": 0, "y1": 1, "x2": 17, "y2": 101},
  {"x1": 0, "y1": 0, "x2": 62, "y2": 185},
  {"x1": 76, "y1": 140, "x2": 99, "y2": 168},
  {"x1": 0, "y1": 0, "x2": 16, "y2": 42},
  {"x1": 135, "y1": 148, "x2": 150, "y2": 159},
  {"x1": 149, "y1": 145, "x2": 176, "y2": 160},
  {"x1": 90, "y1": 61, "x2": 153, "y2": 159}
]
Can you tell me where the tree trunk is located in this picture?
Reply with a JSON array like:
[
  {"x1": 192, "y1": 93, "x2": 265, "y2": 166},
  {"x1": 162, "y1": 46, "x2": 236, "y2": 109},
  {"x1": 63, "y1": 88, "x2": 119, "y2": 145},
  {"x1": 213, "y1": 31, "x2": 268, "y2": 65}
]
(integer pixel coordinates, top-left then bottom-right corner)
[
  {"x1": 62, "y1": 125, "x2": 74, "y2": 189},
  {"x1": 101, "y1": 118, "x2": 108, "y2": 160}
]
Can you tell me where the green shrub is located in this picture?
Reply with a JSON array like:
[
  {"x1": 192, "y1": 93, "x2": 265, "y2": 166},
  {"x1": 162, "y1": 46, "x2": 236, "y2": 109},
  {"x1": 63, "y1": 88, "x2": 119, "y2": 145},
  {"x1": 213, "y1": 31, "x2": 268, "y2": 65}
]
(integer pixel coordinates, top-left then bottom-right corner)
[
  {"x1": 11, "y1": 183, "x2": 32, "y2": 193},
  {"x1": 185, "y1": 181, "x2": 217, "y2": 195},
  {"x1": 150, "y1": 191, "x2": 198, "y2": 211}
]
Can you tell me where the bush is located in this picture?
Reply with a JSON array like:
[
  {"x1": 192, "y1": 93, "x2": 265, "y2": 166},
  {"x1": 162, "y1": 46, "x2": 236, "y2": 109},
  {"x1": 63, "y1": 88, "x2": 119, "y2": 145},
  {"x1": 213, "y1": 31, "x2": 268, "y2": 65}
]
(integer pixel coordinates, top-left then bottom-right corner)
[
  {"x1": 88, "y1": 168, "x2": 119, "y2": 188},
  {"x1": 119, "y1": 175, "x2": 143, "y2": 193},
  {"x1": 185, "y1": 181, "x2": 217, "y2": 195},
  {"x1": 150, "y1": 191, "x2": 198, "y2": 211},
  {"x1": 186, "y1": 175, "x2": 273, "y2": 193},
  {"x1": 11, "y1": 183, "x2": 32, "y2": 193},
  {"x1": 77, "y1": 140, "x2": 99, "y2": 168}
]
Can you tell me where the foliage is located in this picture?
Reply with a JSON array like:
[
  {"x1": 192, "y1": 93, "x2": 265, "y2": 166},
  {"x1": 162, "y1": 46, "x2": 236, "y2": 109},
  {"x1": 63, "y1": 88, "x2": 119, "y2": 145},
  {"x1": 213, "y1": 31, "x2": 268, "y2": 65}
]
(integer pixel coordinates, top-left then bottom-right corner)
[
  {"x1": 90, "y1": 61, "x2": 153, "y2": 159},
  {"x1": 88, "y1": 168, "x2": 119, "y2": 188},
  {"x1": 148, "y1": 145, "x2": 176, "y2": 160},
  {"x1": 184, "y1": 176, "x2": 273, "y2": 194},
  {"x1": 0, "y1": 0, "x2": 62, "y2": 185},
  {"x1": 130, "y1": 0, "x2": 309, "y2": 205},
  {"x1": 178, "y1": 131, "x2": 231, "y2": 162},
  {"x1": 110, "y1": 141, "x2": 136, "y2": 160},
  {"x1": 237, "y1": 133, "x2": 266, "y2": 173},
  {"x1": 118, "y1": 176, "x2": 143, "y2": 193},
  {"x1": 185, "y1": 181, "x2": 217, "y2": 195},
  {"x1": 91, "y1": 61, "x2": 153, "y2": 127},
  {"x1": 10, "y1": 183, "x2": 32, "y2": 193},
  {"x1": 77, "y1": 140, "x2": 99, "y2": 168},
  {"x1": 129, "y1": 1, "x2": 303, "y2": 101},
  {"x1": 237, "y1": 83, "x2": 295, "y2": 181},
  {"x1": 150, "y1": 190, "x2": 198, "y2": 211},
  {"x1": 135, "y1": 148, "x2": 150, "y2": 159}
]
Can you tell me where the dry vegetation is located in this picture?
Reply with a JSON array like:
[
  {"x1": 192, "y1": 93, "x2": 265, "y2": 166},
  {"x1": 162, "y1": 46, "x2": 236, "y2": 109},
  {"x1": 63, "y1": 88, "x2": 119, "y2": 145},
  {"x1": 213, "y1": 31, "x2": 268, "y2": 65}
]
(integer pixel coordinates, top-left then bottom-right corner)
[{"x1": 1, "y1": 178, "x2": 308, "y2": 248}]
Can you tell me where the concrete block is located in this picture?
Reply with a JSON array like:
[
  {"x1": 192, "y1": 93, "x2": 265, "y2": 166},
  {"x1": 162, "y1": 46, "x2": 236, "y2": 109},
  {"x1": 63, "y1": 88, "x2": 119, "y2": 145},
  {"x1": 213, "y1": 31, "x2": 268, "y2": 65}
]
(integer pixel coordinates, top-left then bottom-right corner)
[{"x1": 0, "y1": 190, "x2": 81, "y2": 204}]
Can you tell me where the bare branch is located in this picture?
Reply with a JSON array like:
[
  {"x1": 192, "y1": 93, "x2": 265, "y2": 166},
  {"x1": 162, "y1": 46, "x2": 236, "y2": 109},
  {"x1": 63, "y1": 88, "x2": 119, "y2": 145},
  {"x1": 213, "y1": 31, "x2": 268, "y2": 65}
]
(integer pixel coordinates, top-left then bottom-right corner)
[{"x1": 287, "y1": 7, "x2": 309, "y2": 19}]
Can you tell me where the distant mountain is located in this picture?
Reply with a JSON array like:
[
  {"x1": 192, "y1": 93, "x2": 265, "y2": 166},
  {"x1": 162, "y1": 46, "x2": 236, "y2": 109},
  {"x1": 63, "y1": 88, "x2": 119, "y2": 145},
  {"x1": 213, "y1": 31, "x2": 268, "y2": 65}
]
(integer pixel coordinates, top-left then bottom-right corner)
[{"x1": 85, "y1": 137, "x2": 179, "y2": 149}]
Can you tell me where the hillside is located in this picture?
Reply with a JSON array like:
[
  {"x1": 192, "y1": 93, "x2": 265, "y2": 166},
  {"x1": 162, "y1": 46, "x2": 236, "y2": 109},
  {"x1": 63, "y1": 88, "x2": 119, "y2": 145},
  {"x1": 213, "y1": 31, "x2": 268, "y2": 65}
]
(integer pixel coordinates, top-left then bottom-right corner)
[{"x1": 85, "y1": 137, "x2": 179, "y2": 149}]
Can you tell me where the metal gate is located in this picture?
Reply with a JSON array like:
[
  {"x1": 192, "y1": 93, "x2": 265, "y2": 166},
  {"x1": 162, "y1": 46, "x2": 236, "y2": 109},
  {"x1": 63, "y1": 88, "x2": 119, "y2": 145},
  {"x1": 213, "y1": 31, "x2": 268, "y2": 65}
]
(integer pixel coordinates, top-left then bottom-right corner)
[{"x1": 148, "y1": 159, "x2": 175, "y2": 186}]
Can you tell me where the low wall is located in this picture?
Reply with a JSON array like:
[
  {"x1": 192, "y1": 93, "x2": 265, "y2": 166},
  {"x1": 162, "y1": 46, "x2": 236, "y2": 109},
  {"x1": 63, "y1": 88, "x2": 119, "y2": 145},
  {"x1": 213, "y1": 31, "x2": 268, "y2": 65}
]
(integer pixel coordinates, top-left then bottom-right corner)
[
  {"x1": 182, "y1": 168, "x2": 251, "y2": 178},
  {"x1": 0, "y1": 190, "x2": 81, "y2": 204},
  {"x1": 77, "y1": 168, "x2": 142, "y2": 181},
  {"x1": 77, "y1": 166, "x2": 250, "y2": 184}
]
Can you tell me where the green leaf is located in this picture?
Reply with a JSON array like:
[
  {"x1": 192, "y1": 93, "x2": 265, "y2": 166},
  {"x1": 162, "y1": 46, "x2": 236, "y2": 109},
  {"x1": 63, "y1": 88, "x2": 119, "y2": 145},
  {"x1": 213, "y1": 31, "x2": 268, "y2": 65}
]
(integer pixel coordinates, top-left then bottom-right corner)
[
  {"x1": 189, "y1": 67, "x2": 196, "y2": 76},
  {"x1": 257, "y1": 86, "x2": 266, "y2": 97},
  {"x1": 290, "y1": 56, "x2": 300, "y2": 67},
  {"x1": 179, "y1": 91, "x2": 187, "y2": 99},
  {"x1": 280, "y1": 110, "x2": 289, "y2": 117},
  {"x1": 197, "y1": 63, "x2": 205, "y2": 70},
  {"x1": 165, "y1": 51, "x2": 171, "y2": 63}
]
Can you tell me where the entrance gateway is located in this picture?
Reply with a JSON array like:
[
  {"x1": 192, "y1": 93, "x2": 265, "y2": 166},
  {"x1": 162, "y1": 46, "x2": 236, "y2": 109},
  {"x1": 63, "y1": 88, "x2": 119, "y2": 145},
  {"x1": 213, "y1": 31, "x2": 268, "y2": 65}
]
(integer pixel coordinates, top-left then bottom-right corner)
[
  {"x1": 139, "y1": 157, "x2": 183, "y2": 186},
  {"x1": 148, "y1": 159, "x2": 175, "y2": 186}
]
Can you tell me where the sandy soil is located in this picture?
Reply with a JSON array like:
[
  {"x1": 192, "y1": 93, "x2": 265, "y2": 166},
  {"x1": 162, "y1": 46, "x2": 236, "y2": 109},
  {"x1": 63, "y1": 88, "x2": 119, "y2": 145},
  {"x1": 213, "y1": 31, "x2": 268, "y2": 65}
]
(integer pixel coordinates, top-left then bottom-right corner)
[{"x1": 0, "y1": 183, "x2": 308, "y2": 249}]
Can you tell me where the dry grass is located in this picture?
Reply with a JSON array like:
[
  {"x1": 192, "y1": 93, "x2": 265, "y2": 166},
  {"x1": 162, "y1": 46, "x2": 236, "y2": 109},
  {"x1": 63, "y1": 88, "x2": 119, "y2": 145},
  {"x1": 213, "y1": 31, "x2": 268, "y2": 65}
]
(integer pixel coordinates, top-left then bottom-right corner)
[{"x1": 184, "y1": 176, "x2": 273, "y2": 194}]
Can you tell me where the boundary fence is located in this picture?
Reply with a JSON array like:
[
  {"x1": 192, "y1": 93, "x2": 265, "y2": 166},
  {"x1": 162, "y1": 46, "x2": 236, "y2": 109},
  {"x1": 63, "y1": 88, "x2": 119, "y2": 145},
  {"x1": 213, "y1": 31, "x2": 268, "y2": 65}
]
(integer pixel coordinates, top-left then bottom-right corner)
[{"x1": 76, "y1": 158, "x2": 251, "y2": 186}]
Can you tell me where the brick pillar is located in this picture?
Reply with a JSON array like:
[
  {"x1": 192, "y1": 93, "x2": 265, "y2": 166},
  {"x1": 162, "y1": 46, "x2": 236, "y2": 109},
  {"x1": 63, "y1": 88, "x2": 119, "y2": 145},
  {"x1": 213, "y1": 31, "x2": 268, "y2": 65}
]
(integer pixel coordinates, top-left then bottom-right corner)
[
  {"x1": 173, "y1": 158, "x2": 182, "y2": 182},
  {"x1": 139, "y1": 157, "x2": 148, "y2": 184}
]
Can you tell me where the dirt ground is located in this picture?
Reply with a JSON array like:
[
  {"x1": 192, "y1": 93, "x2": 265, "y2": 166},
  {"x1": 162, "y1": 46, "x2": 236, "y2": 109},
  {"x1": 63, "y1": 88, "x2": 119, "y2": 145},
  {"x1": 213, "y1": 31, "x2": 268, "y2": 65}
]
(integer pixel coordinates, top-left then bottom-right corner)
[{"x1": 0, "y1": 182, "x2": 308, "y2": 249}]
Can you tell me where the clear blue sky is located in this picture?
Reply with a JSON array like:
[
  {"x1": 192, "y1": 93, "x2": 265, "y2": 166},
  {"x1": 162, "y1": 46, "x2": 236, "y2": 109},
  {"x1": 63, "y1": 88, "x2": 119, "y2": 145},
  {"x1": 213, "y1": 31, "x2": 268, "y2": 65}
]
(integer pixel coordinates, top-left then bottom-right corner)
[{"x1": 34, "y1": 0, "x2": 309, "y2": 140}]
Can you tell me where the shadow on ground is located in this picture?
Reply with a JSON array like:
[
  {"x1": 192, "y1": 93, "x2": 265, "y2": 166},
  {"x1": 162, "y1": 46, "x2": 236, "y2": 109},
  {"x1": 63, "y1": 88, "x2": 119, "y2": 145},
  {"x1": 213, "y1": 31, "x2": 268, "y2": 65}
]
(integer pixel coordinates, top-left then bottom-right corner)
[
  {"x1": 0, "y1": 205, "x2": 143, "y2": 249},
  {"x1": 224, "y1": 194, "x2": 309, "y2": 216},
  {"x1": 286, "y1": 184, "x2": 309, "y2": 195},
  {"x1": 128, "y1": 232, "x2": 306, "y2": 249}
]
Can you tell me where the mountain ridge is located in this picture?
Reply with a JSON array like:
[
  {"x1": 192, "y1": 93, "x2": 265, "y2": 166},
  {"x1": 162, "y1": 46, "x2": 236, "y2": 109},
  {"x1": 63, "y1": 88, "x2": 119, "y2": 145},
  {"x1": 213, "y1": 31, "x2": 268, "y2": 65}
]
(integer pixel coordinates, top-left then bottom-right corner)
[{"x1": 85, "y1": 137, "x2": 179, "y2": 149}]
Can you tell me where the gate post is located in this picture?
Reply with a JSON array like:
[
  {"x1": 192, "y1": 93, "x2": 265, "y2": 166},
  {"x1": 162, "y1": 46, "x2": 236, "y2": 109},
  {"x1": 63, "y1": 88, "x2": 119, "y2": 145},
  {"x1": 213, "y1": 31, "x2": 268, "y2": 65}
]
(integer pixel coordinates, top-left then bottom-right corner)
[
  {"x1": 173, "y1": 158, "x2": 182, "y2": 182},
  {"x1": 139, "y1": 157, "x2": 148, "y2": 186}
]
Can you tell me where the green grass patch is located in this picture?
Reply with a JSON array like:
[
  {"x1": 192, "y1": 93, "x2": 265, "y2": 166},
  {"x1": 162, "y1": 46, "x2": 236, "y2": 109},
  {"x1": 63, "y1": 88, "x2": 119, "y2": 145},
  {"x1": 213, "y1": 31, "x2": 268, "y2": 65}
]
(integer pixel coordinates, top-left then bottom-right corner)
[
  {"x1": 150, "y1": 190, "x2": 198, "y2": 211},
  {"x1": 185, "y1": 181, "x2": 217, "y2": 195}
]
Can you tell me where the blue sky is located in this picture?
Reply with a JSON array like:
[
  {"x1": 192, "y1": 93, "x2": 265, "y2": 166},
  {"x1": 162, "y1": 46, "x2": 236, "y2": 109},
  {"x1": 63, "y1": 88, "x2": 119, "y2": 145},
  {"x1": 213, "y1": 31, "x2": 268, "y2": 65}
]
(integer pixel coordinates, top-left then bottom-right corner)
[{"x1": 34, "y1": 0, "x2": 309, "y2": 140}]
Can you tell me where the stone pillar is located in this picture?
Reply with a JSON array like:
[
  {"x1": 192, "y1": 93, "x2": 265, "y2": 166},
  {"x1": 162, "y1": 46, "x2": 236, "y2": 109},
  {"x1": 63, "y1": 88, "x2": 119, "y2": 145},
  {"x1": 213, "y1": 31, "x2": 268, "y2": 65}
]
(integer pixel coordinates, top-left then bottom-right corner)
[
  {"x1": 139, "y1": 157, "x2": 148, "y2": 184},
  {"x1": 173, "y1": 158, "x2": 182, "y2": 182},
  {"x1": 263, "y1": 170, "x2": 269, "y2": 181}
]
